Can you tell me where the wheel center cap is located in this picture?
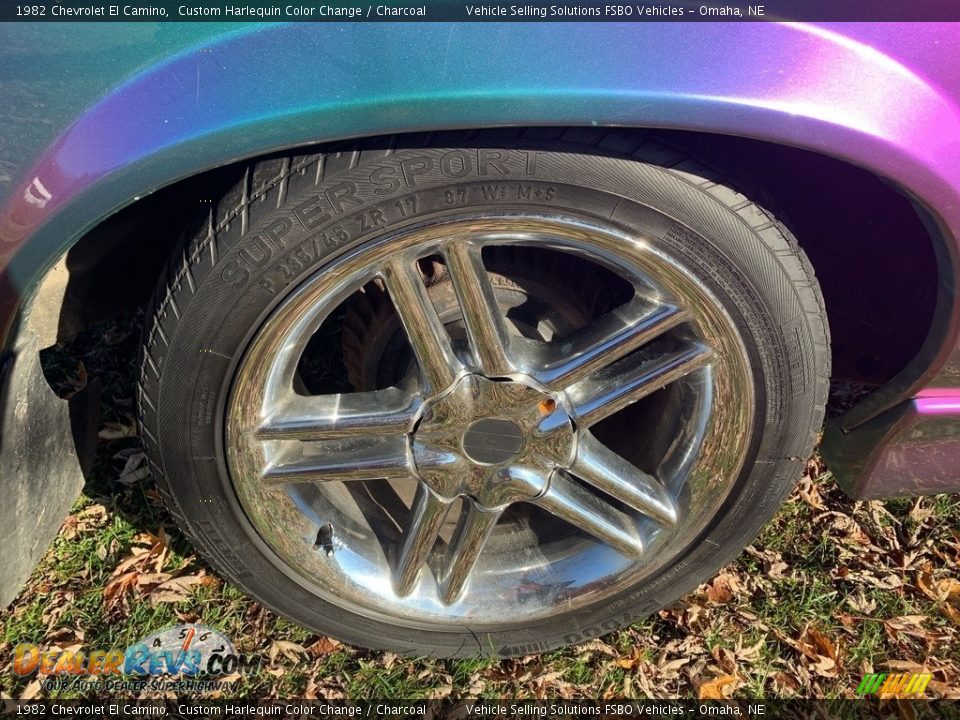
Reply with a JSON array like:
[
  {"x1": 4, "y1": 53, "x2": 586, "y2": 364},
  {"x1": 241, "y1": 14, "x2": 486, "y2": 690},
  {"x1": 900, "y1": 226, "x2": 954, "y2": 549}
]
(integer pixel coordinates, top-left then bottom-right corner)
[
  {"x1": 462, "y1": 417, "x2": 524, "y2": 465},
  {"x1": 411, "y1": 374, "x2": 575, "y2": 508}
]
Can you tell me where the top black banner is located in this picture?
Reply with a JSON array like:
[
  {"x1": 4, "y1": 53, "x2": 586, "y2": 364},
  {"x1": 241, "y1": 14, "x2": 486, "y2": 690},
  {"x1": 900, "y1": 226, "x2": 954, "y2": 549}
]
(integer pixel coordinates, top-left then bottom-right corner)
[
  {"x1": 4, "y1": 0, "x2": 960, "y2": 22},
  {"x1": 2, "y1": 699, "x2": 958, "y2": 719}
]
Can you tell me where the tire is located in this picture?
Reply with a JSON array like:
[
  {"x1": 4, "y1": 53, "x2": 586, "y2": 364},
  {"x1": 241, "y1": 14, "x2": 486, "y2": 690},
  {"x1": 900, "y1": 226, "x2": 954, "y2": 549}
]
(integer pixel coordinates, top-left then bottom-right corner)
[{"x1": 139, "y1": 130, "x2": 829, "y2": 658}]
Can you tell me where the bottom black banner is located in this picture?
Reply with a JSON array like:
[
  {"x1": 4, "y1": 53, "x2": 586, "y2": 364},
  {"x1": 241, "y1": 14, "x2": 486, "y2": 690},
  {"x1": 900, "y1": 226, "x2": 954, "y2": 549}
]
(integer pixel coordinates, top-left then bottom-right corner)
[{"x1": 2, "y1": 700, "x2": 958, "y2": 720}]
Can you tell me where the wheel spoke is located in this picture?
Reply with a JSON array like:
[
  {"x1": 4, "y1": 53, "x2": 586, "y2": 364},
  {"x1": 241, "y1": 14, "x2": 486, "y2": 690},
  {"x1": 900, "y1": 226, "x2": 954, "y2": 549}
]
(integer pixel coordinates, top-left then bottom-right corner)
[
  {"x1": 394, "y1": 483, "x2": 451, "y2": 596},
  {"x1": 441, "y1": 502, "x2": 502, "y2": 604},
  {"x1": 535, "y1": 300, "x2": 689, "y2": 390},
  {"x1": 533, "y1": 471, "x2": 644, "y2": 556},
  {"x1": 256, "y1": 388, "x2": 418, "y2": 441},
  {"x1": 569, "y1": 342, "x2": 711, "y2": 428},
  {"x1": 570, "y1": 433, "x2": 678, "y2": 526},
  {"x1": 443, "y1": 241, "x2": 513, "y2": 376},
  {"x1": 382, "y1": 257, "x2": 462, "y2": 392},
  {"x1": 261, "y1": 436, "x2": 411, "y2": 485}
]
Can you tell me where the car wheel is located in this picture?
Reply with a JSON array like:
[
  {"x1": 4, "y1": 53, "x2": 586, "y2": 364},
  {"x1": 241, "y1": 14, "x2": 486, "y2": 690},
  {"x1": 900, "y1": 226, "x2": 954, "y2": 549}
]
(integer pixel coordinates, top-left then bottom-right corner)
[{"x1": 138, "y1": 133, "x2": 829, "y2": 657}]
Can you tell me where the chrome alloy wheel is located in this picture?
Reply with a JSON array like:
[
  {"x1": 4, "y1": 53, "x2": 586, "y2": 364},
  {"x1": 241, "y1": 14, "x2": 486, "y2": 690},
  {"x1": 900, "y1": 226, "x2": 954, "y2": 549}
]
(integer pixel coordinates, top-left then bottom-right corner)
[{"x1": 226, "y1": 214, "x2": 754, "y2": 627}]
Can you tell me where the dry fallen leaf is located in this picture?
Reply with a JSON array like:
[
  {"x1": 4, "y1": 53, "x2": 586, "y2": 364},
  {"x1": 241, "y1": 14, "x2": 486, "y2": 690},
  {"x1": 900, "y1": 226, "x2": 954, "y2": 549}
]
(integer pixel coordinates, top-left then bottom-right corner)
[
  {"x1": 804, "y1": 626, "x2": 838, "y2": 661},
  {"x1": 772, "y1": 671, "x2": 800, "y2": 694},
  {"x1": 836, "y1": 613, "x2": 859, "y2": 633},
  {"x1": 734, "y1": 636, "x2": 765, "y2": 663},
  {"x1": 103, "y1": 529, "x2": 174, "y2": 609},
  {"x1": 656, "y1": 656, "x2": 692, "y2": 682},
  {"x1": 137, "y1": 571, "x2": 172, "y2": 588},
  {"x1": 575, "y1": 639, "x2": 617, "y2": 658},
  {"x1": 61, "y1": 504, "x2": 109, "y2": 539},
  {"x1": 148, "y1": 573, "x2": 208, "y2": 605},
  {"x1": 712, "y1": 646, "x2": 737, "y2": 674},
  {"x1": 882, "y1": 660, "x2": 932, "y2": 677},
  {"x1": 927, "y1": 680, "x2": 960, "y2": 700},
  {"x1": 779, "y1": 625, "x2": 841, "y2": 678},
  {"x1": 908, "y1": 498, "x2": 934, "y2": 524},
  {"x1": 883, "y1": 615, "x2": 931, "y2": 642},
  {"x1": 307, "y1": 636, "x2": 342, "y2": 657},
  {"x1": 98, "y1": 421, "x2": 138, "y2": 440},
  {"x1": 103, "y1": 570, "x2": 139, "y2": 609},
  {"x1": 797, "y1": 475, "x2": 826, "y2": 509},
  {"x1": 916, "y1": 564, "x2": 960, "y2": 625},
  {"x1": 616, "y1": 647, "x2": 647, "y2": 672},
  {"x1": 704, "y1": 573, "x2": 740, "y2": 604},
  {"x1": 269, "y1": 640, "x2": 308, "y2": 663},
  {"x1": 698, "y1": 674, "x2": 738, "y2": 699}
]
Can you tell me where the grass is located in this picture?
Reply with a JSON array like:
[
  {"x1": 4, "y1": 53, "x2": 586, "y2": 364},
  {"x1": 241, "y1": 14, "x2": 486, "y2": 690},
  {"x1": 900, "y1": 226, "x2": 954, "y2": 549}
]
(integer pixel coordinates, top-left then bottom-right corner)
[{"x1": 1, "y1": 311, "x2": 959, "y2": 700}]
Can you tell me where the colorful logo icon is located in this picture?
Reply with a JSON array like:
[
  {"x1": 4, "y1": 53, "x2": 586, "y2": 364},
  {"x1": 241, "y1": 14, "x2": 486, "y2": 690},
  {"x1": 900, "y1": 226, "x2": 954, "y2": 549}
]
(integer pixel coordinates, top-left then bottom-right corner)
[{"x1": 856, "y1": 672, "x2": 932, "y2": 697}]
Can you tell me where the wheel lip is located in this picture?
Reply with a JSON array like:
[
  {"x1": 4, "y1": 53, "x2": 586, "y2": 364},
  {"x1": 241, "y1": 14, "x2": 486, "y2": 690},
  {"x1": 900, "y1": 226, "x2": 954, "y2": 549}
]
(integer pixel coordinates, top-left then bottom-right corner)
[{"x1": 224, "y1": 210, "x2": 755, "y2": 630}]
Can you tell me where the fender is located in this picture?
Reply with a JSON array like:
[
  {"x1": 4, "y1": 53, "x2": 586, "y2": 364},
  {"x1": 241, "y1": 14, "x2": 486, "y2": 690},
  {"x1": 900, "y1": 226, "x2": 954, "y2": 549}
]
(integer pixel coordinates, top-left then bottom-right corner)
[{"x1": 2, "y1": 21, "x2": 960, "y2": 605}]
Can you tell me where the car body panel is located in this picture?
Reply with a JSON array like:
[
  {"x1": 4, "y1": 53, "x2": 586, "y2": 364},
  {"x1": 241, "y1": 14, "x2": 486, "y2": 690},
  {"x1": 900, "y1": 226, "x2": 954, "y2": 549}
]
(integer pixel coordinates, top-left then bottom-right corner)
[
  {"x1": 822, "y1": 390, "x2": 960, "y2": 499},
  {"x1": 2, "y1": 21, "x2": 960, "y2": 605}
]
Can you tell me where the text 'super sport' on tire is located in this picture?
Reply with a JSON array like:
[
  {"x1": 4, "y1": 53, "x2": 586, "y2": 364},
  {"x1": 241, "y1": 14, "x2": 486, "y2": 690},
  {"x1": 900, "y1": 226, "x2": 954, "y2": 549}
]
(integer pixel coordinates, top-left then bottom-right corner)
[{"x1": 139, "y1": 132, "x2": 829, "y2": 658}]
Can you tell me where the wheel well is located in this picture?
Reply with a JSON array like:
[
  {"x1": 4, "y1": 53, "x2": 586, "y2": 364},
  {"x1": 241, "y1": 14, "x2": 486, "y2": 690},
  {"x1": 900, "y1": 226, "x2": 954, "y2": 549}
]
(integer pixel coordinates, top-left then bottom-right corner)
[
  {"x1": 53, "y1": 128, "x2": 940, "y2": 394},
  {"x1": 667, "y1": 131, "x2": 939, "y2": 391}
]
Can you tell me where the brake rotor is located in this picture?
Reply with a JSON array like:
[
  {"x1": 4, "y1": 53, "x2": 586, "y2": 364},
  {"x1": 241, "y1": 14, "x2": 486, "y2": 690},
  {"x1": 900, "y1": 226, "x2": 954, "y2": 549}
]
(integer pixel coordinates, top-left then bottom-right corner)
[{"x1": 341, "y1": 246, "x2": 629, "y2": 391}]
